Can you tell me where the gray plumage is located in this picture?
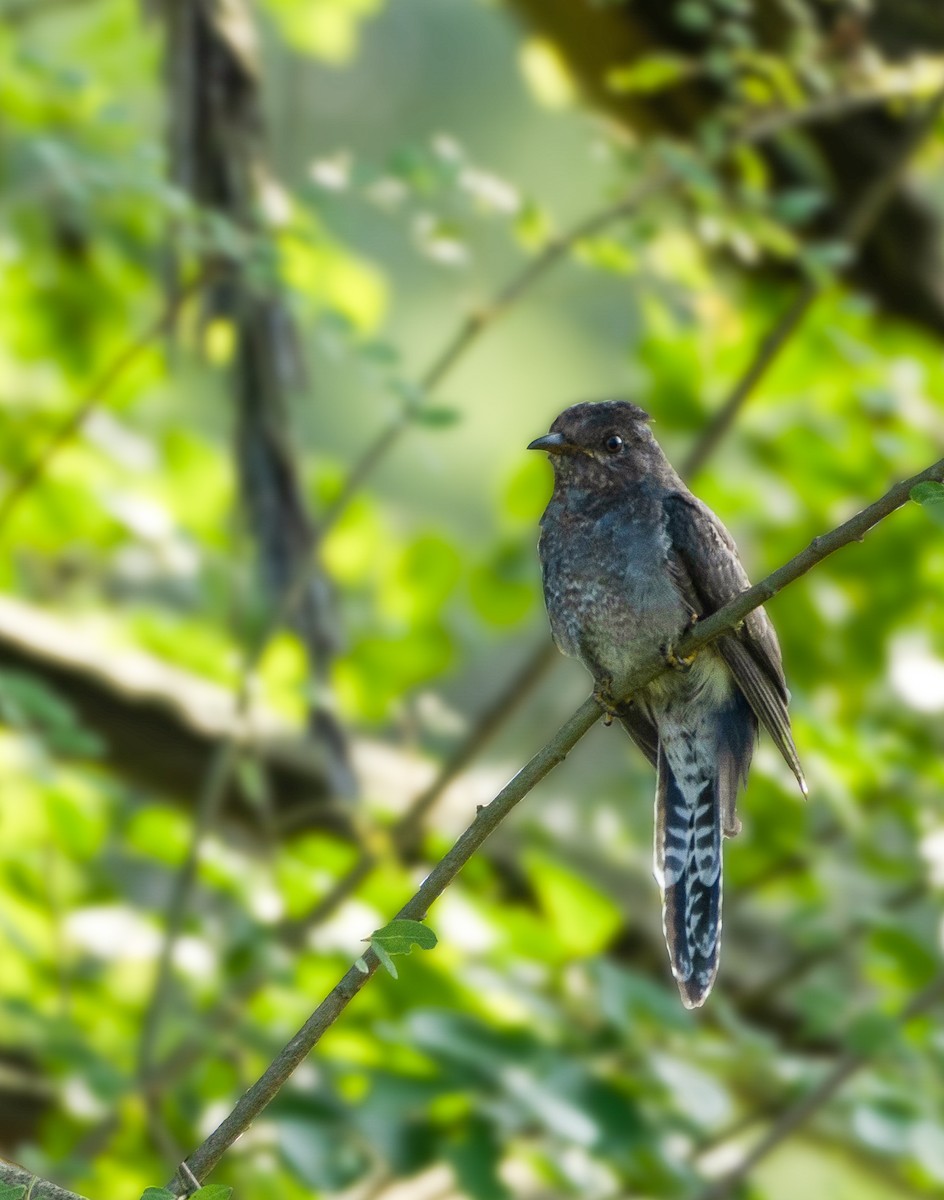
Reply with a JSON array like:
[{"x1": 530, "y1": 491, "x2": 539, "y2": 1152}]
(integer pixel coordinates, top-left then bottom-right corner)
[{"x1": 529, "y1": 400, "x2": 805, "y2": 1008}]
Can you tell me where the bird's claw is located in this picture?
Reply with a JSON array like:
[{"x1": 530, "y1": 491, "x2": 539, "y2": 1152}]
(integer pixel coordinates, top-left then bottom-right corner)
[
  {"x1": 593, "y1": 680, "x2": 619, "y2": 726},
  {"x1": 660, "y1": 642, "x2": 697, "y2": 672}
]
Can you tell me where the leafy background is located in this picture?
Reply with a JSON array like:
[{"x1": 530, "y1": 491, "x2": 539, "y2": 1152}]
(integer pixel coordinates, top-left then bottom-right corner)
[{"x1": 1, "y1": 1, "x2": 944, "y2": 1198}]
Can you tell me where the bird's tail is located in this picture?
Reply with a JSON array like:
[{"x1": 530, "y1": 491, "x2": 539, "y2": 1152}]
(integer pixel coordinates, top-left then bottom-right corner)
[{"x1": 654, "y1": 693, "x2": 754, "y2": 1008}]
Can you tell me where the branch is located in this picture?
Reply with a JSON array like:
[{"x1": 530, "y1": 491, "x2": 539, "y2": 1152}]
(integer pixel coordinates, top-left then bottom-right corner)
[
  {"x1": 681, "y1": 80, "x2": 944, "y2": 478},
  {"x1": 0, "y1": 271, "x2": 209, "y2": 536},
  {"x1": 319, "y1": 170, "x2": 673, "y2": 529},
  {"x1": 0, "y1": 1160, "x2": 91, "y2": 1200},
  {"x1": 165, "y1": 454, "x2": 944, "y2": 1194},
  {"x1": 105, "y1": 240, "x2": 765, "y2": 1143},
  {"x1": 101, "y1": 638, "x2": 559, "y2": 1133},
  {"x1": 137, "y1": 744, "x2": 239, "y2": 1098},
  {"x1": 324, "y1": 80, "x2": 942, "y2": 532},
  {"x1": 692, "y1": 971, "x2": 944, "y2": 1200}
]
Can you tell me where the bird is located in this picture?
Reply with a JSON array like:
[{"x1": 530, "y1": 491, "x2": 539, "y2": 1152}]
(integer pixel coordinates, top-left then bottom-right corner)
[{"x1": 528, "y1": 400, "x2": 806, "y2": 1008}]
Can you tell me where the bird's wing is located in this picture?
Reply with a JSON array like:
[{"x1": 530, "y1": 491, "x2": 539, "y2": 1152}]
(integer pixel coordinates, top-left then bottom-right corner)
[
  {"x1": 662, "y1": 491, "x2": 806, "y2": 795},
  {"x1": 614, "y1": 700, "x2": 659, "y2": 768}
]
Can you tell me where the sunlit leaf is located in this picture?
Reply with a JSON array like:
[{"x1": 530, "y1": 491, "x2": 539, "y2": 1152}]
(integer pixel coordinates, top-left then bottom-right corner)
[
  {"x1": 607, "y1": 54, "x2": 695, "y2": 94},
  {"x1": 911, "y1": 481, "x2": 944, "y2": 527}
]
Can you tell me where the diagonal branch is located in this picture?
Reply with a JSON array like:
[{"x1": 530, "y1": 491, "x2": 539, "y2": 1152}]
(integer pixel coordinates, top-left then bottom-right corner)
[
  {"x1": 136, "y1": 744, "x2": 239, "y2": 1089},
  {"x1": 682, "y1": 81, "x2": 944, "y2": 478},
  {"x1": 319, "y1": 170, "x2": 673, "y2": 528},
  {"x1": 325, "y1": 80, "x2": 943, "y2": 533},
  {"x1": 165, "y1": 453, "x2": 944, "y2": 1194},
  {"x1": 0, "y1": 270, "x2": 209, "y2": 536},
  {"x1": 95, "y1": 266, "x2": 790, "y2": 1145}
]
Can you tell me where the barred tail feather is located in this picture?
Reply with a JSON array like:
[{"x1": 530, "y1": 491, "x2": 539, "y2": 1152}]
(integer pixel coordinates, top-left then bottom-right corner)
[
  {"x1": 655, "y1": 749, "x2": 722, "y2": 1008},
  {"x1": 654, "y1": 692, "x2": 754, "y2": 1009}
]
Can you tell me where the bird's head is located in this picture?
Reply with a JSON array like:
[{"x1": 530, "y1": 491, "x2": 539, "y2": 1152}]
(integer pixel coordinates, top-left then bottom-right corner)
[{"x1": 528, "y1": 400, "x2": 662, "y2": 485}]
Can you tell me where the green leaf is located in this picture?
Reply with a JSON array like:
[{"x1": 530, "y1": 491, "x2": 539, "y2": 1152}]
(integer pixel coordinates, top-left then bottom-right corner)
[
  {"x1": 675, "y1": 1, "x2": 712, "y2": 31},
  {"x1": 372, "y1": 940, "x2": 399, "y2": 979},
  {"x1": 368, "y1": 919, "x2": 438, "y2": 978},
  {"x1": 413, "y1": 406, "x2": 461, "y2": 428},
  {"x1": 607, "y1": 54, "x2": 694, "y2": 94},
  {"x1": 0, "y1": 1183, "x2": 28, "y2": 1200},
  {"x1": 389, "y1": 377, "x2": 427, "y2": 412},
  {"x1": 772, "y1": 187, "x2": 827, "y2": 225},
  {"x1": 911, "y1": 481, "x2": 944, "y2": 527},
  {"x1": 234, "y1": 754, "x2": 269, "y2": 810},
  {"x1": 441, "y1": 1119, "x2": 511, "y2": 1200},
  {"x1": 844, "y1": 1011, "x2": 899, "y2": 1055},
  {"x1": 353, "y1": 955, "x2": 370, "y2": 974},
  {"x1": 139, "y1": 1189, "x2": 176, "y2": 1200},
  {"x1": 191, "y1": 1186, "x2": 234, "y2": 1200},
  {"x1": 801, "y1": 238, "x2": 854, "y2": 283},
  {"x1": 654, "y1": 140, "x2": 720, "y2": 196},
  {"x1": 523, "y1": 852, "x2": 622, "y2": 955},
  {"x1": 261, "y1": 0, "x2": 380, "y2": 63},
  {"x1": 469, "y1": 540, "x2": 538, "y2": 626},
  {"x1": 0, "y1": 669, "x2": 104, "y2": 757},
  {"x1": 370, "y1": 917, "x2": 438, "y2": 954}
]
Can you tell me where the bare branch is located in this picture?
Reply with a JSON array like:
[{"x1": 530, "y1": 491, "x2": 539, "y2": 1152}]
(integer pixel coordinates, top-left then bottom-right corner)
[
  {"x1": 137, "y1": 743, "x2": 240, "y2": 1086},
  {"x1": 319, "y1": 170, "x2": 673, "y2": 529},
  {"x1": 110, "y1": 637, "x2": 559, "y2": 1123},
  {"x1": 325, "y1": 80, "x2": 942, "y2": 532},
  {"x1": 0, "y1": 271, "x2": 209, "y2": 535},
  {"x1": 682, "y1": 81, "x2": 944, "y2": 478},
  {"x1": 165, "y1": 454, "x2": 944, "y2": 1193}
]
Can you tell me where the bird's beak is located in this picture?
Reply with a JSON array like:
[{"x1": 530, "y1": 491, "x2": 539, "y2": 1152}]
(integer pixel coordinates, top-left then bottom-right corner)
[{"x1": 527, "y1": 432, "x2": 571, "y2": 454}]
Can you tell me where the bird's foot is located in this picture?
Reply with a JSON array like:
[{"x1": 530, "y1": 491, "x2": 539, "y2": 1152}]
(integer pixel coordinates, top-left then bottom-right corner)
[
  {"x1": 660, "y1": 641, "x2": 697, "y2": 672},
  {"x1": 593, "y1": 678, "x2": 619, "y2": 726},
  {"x1": 661, "y1": 613, "x2": 699, "y2": 672}
]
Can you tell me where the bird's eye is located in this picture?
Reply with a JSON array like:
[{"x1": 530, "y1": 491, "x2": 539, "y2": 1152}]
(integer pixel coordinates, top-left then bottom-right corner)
[{"x1": 605, "y1": 434, "x2": 623, "y2": 453}]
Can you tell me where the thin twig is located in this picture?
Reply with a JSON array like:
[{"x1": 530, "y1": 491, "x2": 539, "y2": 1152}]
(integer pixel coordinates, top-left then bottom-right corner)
[
  {"x1": 98, "y1": 636, "x2": 560, "y2": 1126},
  {"x1": 0, "y1": 270, "x2": 209, "y2": 536},
  {"x1": 735, "y1": 85, "x2": 933, "y2": 146},
  {"x1": 325, "y1": 80, "x2": 938, "y2": 533},
  {"x1": 165, "y1": 454, "x2": 944, "y2": 1193},
  {"x1": 232, "y1": 79, "x2": 935, "y2": 860},
  {"x1": 136, "y1": 744, "x2": 240, "y2": 1104},
  {"x1": 692, "y1": 971, "x2": 944, "y2": 1200},
  {"x1": 279, "y1": 637, "x2": 558, "y2": 928},
  {"x1": 139, "y1": 218, "x2": 921, "y2": 1133},
  {"x1": 319, "y1": 171, "x2": 674, "y2": 530},
  {"x1": 682, "y1": 81, "x2": 944, "y2": 478},
  {"x1": 681, "y1": 283, "x2": 817, "y2": 479}
]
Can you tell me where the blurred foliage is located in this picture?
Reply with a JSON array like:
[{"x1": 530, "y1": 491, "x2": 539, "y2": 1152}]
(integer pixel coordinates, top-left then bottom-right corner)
[{"x1": 1, "y1": 2, "x2": 944, "y2": 1200}]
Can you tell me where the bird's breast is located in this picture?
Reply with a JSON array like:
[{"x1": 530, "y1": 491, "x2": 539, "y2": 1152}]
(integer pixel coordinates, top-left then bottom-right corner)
[{"x1": 539, "y1": 499, "x2": 690, "y2": 680}]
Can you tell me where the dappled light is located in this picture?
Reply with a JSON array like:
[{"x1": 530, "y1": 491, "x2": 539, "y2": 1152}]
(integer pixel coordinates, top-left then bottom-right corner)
[{"x1": 1, "y1": 3, "x2": 944, "y2": 1200}]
